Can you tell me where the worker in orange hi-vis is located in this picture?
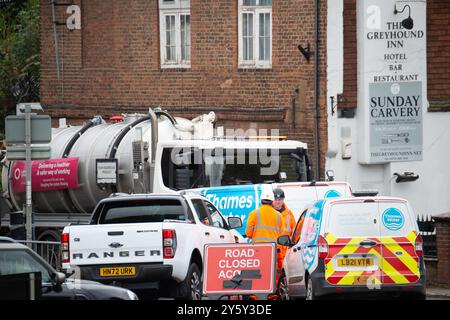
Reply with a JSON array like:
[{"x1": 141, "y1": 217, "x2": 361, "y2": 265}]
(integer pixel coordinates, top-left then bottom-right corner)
[
  {"x1": 272, "y1": 188, "x2": 296, "y2": 268},
  {"x1": 245, "y1": 190, "x2": 285, "y2": 300}
]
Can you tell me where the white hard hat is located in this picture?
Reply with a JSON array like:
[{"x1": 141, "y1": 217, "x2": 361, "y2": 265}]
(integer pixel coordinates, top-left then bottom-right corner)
[{"x1": 261, "y1": 191, "x2": 274, "y2": 202}]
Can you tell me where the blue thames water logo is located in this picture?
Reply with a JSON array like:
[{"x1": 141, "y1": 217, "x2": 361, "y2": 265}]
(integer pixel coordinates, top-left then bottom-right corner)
[
  {"x1": 324, "y1": 190, "x2": 342, "y2": 198},
  {"x1": 382, "y1": 208, "x2": 404, "y2": 231}
]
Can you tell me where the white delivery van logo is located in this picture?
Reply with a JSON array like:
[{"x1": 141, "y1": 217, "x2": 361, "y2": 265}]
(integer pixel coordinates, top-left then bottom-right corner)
[
  {"x1": 382, "y1": 208, "x2": 404, "y2": 231},
  {"x1": 324, "y1": 190, "x2": 342, "y2": 198}
]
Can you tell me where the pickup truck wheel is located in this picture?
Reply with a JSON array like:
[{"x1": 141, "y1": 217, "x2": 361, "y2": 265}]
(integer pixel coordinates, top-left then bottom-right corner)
[{"x1": 176, "y1": 263, "x2": 202, "y2": 300}]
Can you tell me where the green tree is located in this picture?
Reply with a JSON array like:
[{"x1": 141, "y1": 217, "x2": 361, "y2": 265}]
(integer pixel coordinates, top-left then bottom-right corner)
[
  {"x1": 0, "y1": 0, "x2": 40, "y2": 135},
  {"x1": 0, "y1": 0, "x2": 39, "y2": 191}
]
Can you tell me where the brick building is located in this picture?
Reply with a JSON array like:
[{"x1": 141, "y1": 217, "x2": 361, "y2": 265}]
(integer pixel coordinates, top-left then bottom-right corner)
[
  {"x1": 40, "y1": 0, "x2": 328, "y2": 177},
  {"x1": 325, "y1": 0, "x2": 450, "y2": 287},
  {"x1": 325, "y1": 0, "x2": 450, "y2": 212},
  {"x1": 39, "y1": 0, "x2": 449, "y2": 182},
  {"x1": 337, "y1": 0, "x2": 450, "y2": 113}
]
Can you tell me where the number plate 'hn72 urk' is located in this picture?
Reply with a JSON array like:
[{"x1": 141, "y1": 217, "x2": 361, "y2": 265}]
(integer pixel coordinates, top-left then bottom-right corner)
[{"x1": 99, "y1": 267, "x2": 136, "y2": 277}]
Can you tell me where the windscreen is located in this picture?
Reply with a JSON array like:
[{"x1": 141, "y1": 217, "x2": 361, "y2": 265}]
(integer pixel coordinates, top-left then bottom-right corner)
[
  {"x1": 99, "y1": 199, "x2": 185, "y2": 224},
  {"x1": 326, "y1": 202, "x2": 380, "y2": 238},
  {"x1": 161, "y1": 147, "x2": 309, "y2": 190},
  {"x1": 0, "y1": 250, "x2": 51, "y2": 283}
]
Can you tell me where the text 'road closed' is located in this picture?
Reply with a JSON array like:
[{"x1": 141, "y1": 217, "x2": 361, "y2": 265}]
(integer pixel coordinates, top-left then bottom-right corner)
[{"x1": 203, "y1": 243, "x2": 276, "y2": 296}]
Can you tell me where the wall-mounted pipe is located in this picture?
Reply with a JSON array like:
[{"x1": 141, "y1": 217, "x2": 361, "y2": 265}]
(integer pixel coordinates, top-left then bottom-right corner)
[
  {"x1": 51, "y1": 0, "x2": 61, "y2": 80},
  {"x1": 313, "y1": 0, "x2": 321, "y2": 180}
]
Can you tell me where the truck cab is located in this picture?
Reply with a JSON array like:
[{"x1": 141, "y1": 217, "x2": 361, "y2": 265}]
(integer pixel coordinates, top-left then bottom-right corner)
[{"x1": 152, "y1": 138, "x2": 311, "y2": 193}]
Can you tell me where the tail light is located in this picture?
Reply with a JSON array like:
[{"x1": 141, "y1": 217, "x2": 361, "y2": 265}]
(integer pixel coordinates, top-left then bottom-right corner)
[
  {"x1": 61, "y1": 232, "x2": 70, "y2": 263},
  {"x1": 415, "y1": 234, "x2": 423, "y2": 257},
  {"x1": 163, "y1": 229, "x2": 177, "y2": 259},
  {"x1": 318, "y1": 235, "x2": 328, "y2": 259}
]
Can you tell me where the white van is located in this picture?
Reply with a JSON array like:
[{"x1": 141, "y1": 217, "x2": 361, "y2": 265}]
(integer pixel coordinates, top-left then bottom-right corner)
[
  {"x1": 278, "y1": 197, "x2": 426, "y2": 300},
  {"x1": 195, "y1": 181, "x2": 353, "y2": 237}
]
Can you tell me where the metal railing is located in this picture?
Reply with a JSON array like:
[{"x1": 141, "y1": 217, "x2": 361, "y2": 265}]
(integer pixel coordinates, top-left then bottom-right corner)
[
  {"x1": 417, "y1": 217, "x2": 437, "y2": 259},
  {"x1": 16, "y1": 240, "x2": 62, "y2": 271}
]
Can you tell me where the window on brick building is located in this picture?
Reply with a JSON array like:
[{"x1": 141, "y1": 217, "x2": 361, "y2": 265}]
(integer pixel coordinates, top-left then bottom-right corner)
[
  {"x1": 159, "y1": 0, "x2": 191, "y2": 68},
  {"x1": 238, "y1": 0, "x2": 272, "y2": 68}
]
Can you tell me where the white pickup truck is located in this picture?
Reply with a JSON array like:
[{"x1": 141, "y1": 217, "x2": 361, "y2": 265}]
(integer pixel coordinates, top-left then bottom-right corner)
[{"x1": 61, "y1": 193, "x2": 244, "y2": 299}]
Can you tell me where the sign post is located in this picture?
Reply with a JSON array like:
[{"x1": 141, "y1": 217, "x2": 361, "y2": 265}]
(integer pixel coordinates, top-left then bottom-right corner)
[
  {"x1": 5, "y1": 103, "x2": 51, "y2": 246},
  {"x1": 24, "y1": 105, "x2": 33, "y2": 244},
  {"x1": 203, "y1": 243, "x2": 276, "y2": 299}
]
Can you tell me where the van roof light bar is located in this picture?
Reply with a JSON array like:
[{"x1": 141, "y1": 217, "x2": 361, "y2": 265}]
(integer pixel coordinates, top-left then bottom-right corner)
[{"x1": 352, "y1": 190, "x2": 379, "y2": 197}]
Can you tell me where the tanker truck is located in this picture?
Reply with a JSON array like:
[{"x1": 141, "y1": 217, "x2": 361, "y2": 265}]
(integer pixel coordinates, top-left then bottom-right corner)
[{"x1": 0, "y1": 108, "x2": 313, "y2": 243}]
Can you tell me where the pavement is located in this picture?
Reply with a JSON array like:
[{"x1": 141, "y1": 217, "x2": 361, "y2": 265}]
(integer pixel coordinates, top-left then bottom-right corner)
[{"x1": 427, "y1": 287, "x2": 450, "y2": 300}]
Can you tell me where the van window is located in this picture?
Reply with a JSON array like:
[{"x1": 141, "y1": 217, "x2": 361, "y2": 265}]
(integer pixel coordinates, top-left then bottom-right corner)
[
  {"x1": 99, "y1": 199, "x2": 186, "y2": 224},
  {"x1": 291, "y1": 210, "x2": 306, "y2": 244},
  {"x1": 299, "y1": 207, "x2": 321, "y2": 245},
  {"x1": 378, "y1": 202, "x2": 413, "y2": 236},
  {"x1": 325, "y1": 202, "x2": 379, "y2": 238}
]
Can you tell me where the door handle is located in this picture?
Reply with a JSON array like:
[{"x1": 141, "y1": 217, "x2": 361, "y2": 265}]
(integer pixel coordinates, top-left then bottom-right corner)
[
  {"x1": 359, "y1": 240, "x2": 377, "y2": 247},
  {"x1": 108, "y1": 231, "x2": 124, "y2": 236},
  {"x1": 220, "y1": 235, "x2": 225, "y2": 239},
  {"x1": 205, "y1": 232, "x2": 210, "y2": 236}
]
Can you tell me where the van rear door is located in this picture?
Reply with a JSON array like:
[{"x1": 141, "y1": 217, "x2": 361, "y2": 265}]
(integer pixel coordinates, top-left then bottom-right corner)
[
  {"x1": 378, "y1": 200, "x2": 420, "y2": 284},
  {"x1": 324, "y1": 200, "x2": 382, "y2": 286}
]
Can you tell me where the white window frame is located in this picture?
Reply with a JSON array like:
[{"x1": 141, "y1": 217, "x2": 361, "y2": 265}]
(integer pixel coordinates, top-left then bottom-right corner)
[
  {"x1": 238, "y1": 0, "x2": 272, "y2": 69},
  {"x1": 159, "y1": 0, "x2": 191, "y2": 69}
]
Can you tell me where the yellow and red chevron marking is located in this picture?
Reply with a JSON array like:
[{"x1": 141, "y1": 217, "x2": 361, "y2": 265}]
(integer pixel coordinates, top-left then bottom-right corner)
[{"x1": 324, "y1": 232, "x2": 420, "y2": 285}]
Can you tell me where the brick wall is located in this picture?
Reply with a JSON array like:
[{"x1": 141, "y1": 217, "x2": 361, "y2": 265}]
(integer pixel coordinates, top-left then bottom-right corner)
[
  {"x1": 427, "y1": 214, "x2": 450, "y2": 288},
  {"x1": 427, "y1": 1, "x2": 450, "y2": 111},
  {"x1": 338, "y1": 0, "x2": 450, "y2": 111},
  {"x1": 40, "y1": 0, "x2": 328, "y2": 177}
]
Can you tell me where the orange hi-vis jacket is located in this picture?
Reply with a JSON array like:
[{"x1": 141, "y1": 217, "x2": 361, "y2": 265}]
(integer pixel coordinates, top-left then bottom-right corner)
[
  {"x1": 245, "y1": 204, "x2": 284, "y2": 243},
  {"x1": 280, "y1": 205, "x2": 296, "y2": 237},
  {"x1": 278, "y1": 205, "x2": 297, "y2": 266}
]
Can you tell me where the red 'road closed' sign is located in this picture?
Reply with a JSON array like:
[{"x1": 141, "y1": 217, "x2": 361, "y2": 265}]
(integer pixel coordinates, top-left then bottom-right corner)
[{"x1": 203, "y1": 243, "x2": 276, "y2": 295}]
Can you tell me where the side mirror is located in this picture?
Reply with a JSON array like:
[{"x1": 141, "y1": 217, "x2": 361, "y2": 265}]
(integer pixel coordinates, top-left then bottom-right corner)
[
  {"x1": 52, "y1": 272, "x2": 66, "y2": 286},
  {"x1": 277, "y1": 235, "x2": 291, "y2": 247},
  {"x1": 228, "y1": 217, "x2": 242, "y2": 230}
]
